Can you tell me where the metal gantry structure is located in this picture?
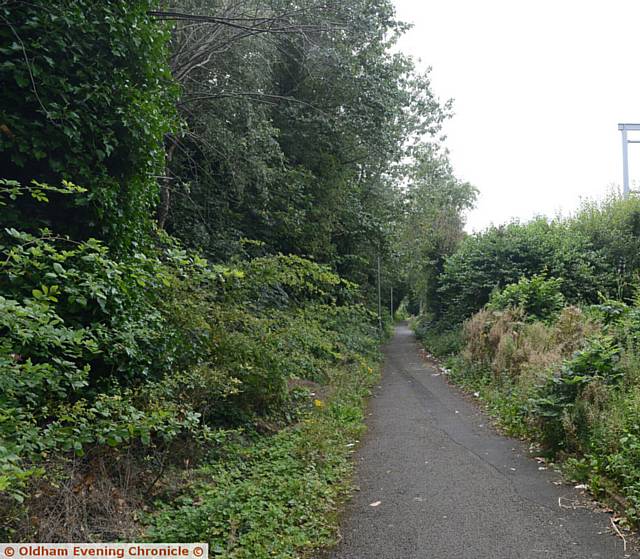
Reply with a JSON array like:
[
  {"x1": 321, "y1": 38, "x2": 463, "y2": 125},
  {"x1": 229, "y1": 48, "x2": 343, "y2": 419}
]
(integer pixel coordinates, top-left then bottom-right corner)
[{"x1": 619, "y1": 123, "x2": 640, "y2": 197}]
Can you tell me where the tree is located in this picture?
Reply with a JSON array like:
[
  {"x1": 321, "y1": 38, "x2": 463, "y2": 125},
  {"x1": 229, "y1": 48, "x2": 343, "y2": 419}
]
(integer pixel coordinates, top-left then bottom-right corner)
[
  {"x1": 157, "y1": 0, "x2": 451, "y2": 296},
  {"x1": 398, "y1": 144, "x2": 476, "y2": 316},
  {"x1": 0, "y1": 1, "x2": 176, "y2": 249}
]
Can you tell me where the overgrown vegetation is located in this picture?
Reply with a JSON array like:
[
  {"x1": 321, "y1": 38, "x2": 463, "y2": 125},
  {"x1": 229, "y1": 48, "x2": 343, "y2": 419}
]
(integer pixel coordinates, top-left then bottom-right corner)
[
  {"x1": 0, "y1": 1, "x2": 177, "y2": 248},
  {"x1": 411, "y1": 196, "x2": 640, "y2": 525},
  {"x1": 0, "y1": 175, "x2": 382, "y2": 544},
  {"x1": 146, "y1": 355, "x2": 378, "y2": 558},
  {"x1": 0, "y1": 0, "x2": 455, "y2": 551}
]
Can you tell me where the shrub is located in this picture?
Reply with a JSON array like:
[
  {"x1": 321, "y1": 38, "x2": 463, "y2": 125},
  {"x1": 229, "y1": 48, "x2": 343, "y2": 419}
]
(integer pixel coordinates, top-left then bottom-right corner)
[
  {"x1": 434, "y1": 196, "x2": 640, "y2": 326},
  {"x1": 488, "y1": 274, "x2": 565, "y2": 322},
  {"x1": 572, "y1": 195, "x2": 640, "y2": 300},
  {"x1": 530, "y1": 335, "x2": 622, "y2": 450},
  {"x1": 0, "y1": 227, "x2": 213, "y2": 505},
  {"x1": 436, "y1": 218, "x2": 604, "y2": 324},
  {"x1": 413, "y1": 314, "x2": 464, "y2": 357}
]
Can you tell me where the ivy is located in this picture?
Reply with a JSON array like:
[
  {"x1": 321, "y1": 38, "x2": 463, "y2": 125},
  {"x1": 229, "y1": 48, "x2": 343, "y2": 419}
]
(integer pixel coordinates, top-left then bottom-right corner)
[{"x1": 0, "y1": 1, "x2": 177, "y2": 249}]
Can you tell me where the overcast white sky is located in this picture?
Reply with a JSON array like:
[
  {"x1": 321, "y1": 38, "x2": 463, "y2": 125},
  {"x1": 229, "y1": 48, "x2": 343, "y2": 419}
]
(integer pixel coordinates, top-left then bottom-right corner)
[{"x1": 393, "y1": 0, "x2": 640, "y2": 231}]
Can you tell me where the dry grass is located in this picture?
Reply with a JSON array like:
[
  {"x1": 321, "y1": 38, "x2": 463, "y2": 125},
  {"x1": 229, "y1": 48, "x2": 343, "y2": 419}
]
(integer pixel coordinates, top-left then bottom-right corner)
[
  {"x1": 22, "y1": 449, "x2": 152, "y2": 541},
  {"x1": 554, "y1": 306, "x2": 600, "y2": 356},
  {"x1": 462, "y1": 305, "x2": 594, "y2": 385},
  {"x1": 461, "y1": 308, "x2": 494, "y2": 365}
]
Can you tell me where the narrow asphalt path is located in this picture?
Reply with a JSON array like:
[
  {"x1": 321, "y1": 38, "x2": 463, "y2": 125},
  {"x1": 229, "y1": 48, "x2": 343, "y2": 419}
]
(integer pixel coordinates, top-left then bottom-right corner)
[{"x1": 330, "y1": 324, "x2": 637, "y2": 559}]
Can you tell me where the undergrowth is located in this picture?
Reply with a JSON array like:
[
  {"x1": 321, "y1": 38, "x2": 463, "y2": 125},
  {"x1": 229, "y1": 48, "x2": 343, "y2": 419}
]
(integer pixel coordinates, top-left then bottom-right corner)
[
  {"x1": 0, "y1": 181, "x2": 383, "y2": 542},
  {"x1": 415, "y1": 280, "x2": 640, "y2": 525},
  {"x1": 144, "y1": 360, "x2": 379, "y2": 558}
]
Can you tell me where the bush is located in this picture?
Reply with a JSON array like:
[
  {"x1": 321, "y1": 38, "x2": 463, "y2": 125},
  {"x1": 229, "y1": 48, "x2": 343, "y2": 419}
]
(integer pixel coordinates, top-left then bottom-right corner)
[
  {"x1": 436, "y1": 218, "x2": 603, "y2": 324},
  {"x1": 572, "y1": 195, "x2": 640, "y2": 301},
  {"x1": 434, "y1": 197, "x2": 640, "y2": 326},
  {"x1": 449, "y1": 304, "x2": 598, "y2": 438},
  {"x1": 531, "y1": 335, "x2": 622, "y2": 450},
  {"x1": 0, "y1": 225, "x2": 213, "y2": 507},
  {"x1": 488, "y1": 274, "x2": 565, "y2": 322},
  {"x1": 414, "y1": 315, "x2": 464, "y2": 357}
]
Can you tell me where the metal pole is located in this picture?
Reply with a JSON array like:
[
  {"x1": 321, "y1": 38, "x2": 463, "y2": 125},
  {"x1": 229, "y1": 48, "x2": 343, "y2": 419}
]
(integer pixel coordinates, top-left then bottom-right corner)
[
  {"x1": 390, "y1": 286, "x2": 393, "y2": 320},
  {"x1": 377, "y1": 255, "x2": 382, "y2": 331},
  {"x1": 622, "y1": 127, "x2": 630, "y2": 198}
]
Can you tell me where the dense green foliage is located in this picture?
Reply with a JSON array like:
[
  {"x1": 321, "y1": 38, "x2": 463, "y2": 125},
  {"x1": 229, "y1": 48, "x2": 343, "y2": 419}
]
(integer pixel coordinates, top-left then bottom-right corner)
[
  {"x1": 409, "y1": 197, "x2": 640, "y2": 327},
  {"x1": 433, "y1": 197, "x2": 640, "y2": 326},
  {"x1": 146, "y1": 341, "x2": 379, "y2": 558},
  {"x1": 0, "y1": 177, "x2": 379, "y2": 538},
  {"x1": 435, "y1": 218, "x2": 604, "y2": 324},
  {"x1": 0, "y1": 1, "x2": 176, "y2": 248},
  {"x1": 0, "y1": 202, "x2": 380, "y2": 538},
  {"x1": 487, "y1": 274, "x2": 565, "y2": 322},
  {"x1": 0, "y1": 0, "x2": 456, "y2": 547}
]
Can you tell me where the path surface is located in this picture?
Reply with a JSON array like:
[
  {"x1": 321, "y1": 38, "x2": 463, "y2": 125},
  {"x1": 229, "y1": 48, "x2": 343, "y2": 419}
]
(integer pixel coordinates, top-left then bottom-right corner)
[{"x1": 330, "y1": 324, "x2": 637, "y2": 559}]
